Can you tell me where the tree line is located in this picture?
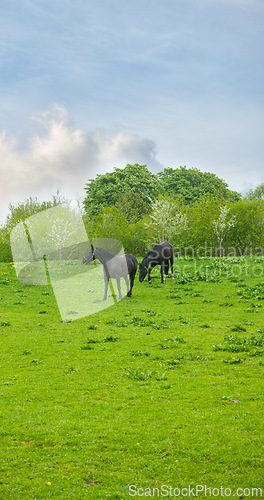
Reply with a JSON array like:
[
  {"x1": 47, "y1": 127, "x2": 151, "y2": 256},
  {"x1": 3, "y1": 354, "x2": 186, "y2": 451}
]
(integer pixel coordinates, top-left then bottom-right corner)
[{"x1": 1, "y1": 165, "x2": 264, "y2": 261}]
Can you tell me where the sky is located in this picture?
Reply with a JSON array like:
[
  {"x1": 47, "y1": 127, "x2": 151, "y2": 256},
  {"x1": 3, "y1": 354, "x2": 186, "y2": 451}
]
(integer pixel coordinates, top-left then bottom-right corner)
[{"x1": 0, "y1": 0, "x2": 264, "y2": 224}]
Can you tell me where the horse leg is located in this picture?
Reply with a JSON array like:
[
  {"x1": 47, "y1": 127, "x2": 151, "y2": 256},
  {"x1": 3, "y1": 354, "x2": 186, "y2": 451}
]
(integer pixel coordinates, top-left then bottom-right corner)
[
  {"x1": 124, "y1": 275, "x2": 130, "y2": 297},
  {"x1": 160, "y1": 262, "x2": 165, "y2": 284},
  {"x1": 148, "y1": 266, "x2": 153, "y2": 284},
  {"x1": 116, "y1": 277, "x2": 122, "y2": 300},
  {"x1": 170, "y1": 257, "x2": 174, "y2": 280},
  {"x1": 103, "y1": 270, "x2": 109, "y2": 300},
  {"x1": 127, "y1": 270, "x2": 136, "y2": 297},
  {"x1": 164, "y1": 261, "x2": 169, "y2": 282}
]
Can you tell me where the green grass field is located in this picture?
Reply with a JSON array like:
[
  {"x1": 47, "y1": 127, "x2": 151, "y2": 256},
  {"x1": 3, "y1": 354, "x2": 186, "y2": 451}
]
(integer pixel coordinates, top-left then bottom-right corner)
[{"x1": 0, "y1": 257, "x2": 263, "y2": 499}]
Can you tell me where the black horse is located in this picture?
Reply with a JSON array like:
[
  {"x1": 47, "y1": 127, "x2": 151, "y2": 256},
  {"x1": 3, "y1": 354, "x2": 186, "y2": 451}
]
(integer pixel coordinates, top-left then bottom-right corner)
[
  {"x1": 139, "y1": 241, "x2": 174, "y2": 284},
  {"x1": 83, "y1": 245, "x2": 137, "y2": 300}
]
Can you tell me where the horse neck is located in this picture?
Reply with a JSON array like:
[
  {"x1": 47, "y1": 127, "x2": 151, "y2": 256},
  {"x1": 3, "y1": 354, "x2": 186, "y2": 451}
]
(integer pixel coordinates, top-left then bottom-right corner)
[
  {"x1": 142, "y1": 255, "x2": 149, "y2": 267},
  {"x1": 94, "y1": 247, "x2": 116, "y2": 265}
]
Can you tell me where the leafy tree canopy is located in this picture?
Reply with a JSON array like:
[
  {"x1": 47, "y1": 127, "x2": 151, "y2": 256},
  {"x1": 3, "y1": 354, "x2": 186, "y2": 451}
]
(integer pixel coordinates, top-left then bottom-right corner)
[
  {"x1": 115, "y1": 191, "x2": 152, "y2": 223},
  {"x1": 227, "y1": 198, "x2": 264, "y2": 249},
  {"x1": 157, "y1": 166, "x2": 241, "y2": 204},
  {"x1": 246, "y1": 183, "x2": 264, "y2": 200},
  {"x1": 83, "y1": 164, "x2": 161, "y2": 217},
  {"x1": 145, "y1": 196, "x2": 188, "y2": 244}
]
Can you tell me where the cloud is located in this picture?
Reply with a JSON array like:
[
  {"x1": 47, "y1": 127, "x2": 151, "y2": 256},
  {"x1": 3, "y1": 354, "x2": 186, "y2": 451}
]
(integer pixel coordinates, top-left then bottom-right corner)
[{"x1": 0, "y1": 104, "x2": 162, "y2": 224}]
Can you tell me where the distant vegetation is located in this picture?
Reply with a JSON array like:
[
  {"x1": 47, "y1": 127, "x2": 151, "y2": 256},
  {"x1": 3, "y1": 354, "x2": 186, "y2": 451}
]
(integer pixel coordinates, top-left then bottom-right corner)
[{"x1": 1, "y1": 164, "x2": 264, "y2": 261}]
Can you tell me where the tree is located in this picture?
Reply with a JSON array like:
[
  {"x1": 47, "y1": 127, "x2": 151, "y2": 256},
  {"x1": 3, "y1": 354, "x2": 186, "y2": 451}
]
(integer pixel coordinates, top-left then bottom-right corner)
[
  {"x1": 83, "y1": 164, "x2": 161, "y2": 217},
  {"x1": 93, "y1": 207, "x2": 129, "y2": 242},
  {"x1": 212, "y1": 206, "x2": 236, "y2": 257},
  {"x1": 145, "y1": 197, "x2": 188, "y2": 244},
  {"x1": 157, "y1": 166, "x2": 241, "y2": 204},
  {"x1": 115, "y1": 191, "x2": 152, "y2": 223},
  {"x1": 48, "y1": 217, "x2": 77, "y2": 260},
  {"x1": 0, "y1": 192, "x2": 76, "y2": 262},
  {"x1": 2, "y1": 191, "x2": 66, "y2": 235},
  {"x1": 247, "y1": 183, "x2": 264, "y2": 200},
  {"x1": 182, "y1": 196, "x2": 224, "y2": 255},
  {"x1": 226, "y1": 198, "x2": 264, "y2": 253}
]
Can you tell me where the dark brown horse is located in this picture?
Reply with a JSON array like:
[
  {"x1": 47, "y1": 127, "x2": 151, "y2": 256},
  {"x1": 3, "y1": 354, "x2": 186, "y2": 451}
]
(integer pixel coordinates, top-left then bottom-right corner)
[
  {"x1": 139, "y1": 241, "x2": 174, "y2": 284},
  {"x1": 83, "y1": 245, "x2": 137, "y2": 300}
]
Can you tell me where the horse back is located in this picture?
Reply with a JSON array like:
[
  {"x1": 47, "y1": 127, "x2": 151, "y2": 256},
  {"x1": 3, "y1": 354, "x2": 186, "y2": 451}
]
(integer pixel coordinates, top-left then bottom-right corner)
[
  {"x1": 159, "y1": 241, "x2": 174, "y2": 259},
  {"x1": 146, "y1": 241, "x2": 173, "y2": 264}
]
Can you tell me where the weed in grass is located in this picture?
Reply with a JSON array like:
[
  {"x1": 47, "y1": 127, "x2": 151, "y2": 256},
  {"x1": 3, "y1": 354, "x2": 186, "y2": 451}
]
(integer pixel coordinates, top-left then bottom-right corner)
[
  {"x1": 129, "y1": 316, "x2": 163, "y2": 329},
  {"x1": 106, "y1": 318, "x2": 128, "y2": 327},
  {"x1": 142, "y1": 308, "x2": 159, "y2": 316},
  {"x1": 223, "y1": 357, "x2": 242, "y2": 364},
  {"x1": 168, "y1": 292, "x2": 182, "y2": 299},
  {"x1": 158, "y1": 343, "x2": 171, "y2": 349},
  {"x1": 187, "y1": 353, "x2": 208, "y2": 361},
  {"x1": 178, "y1": 316, "x2": 190, "y2": 326},
  {"x1": 164, "y1": 336, "x2": 187, "y2": 344},
  {"x1": 124, "y1": 368, "x2": 154, "y2": 381},
  {"x1": 243, "y1": 307, "x2": 260, "y2": 313},
  {"x1": 103, "y1": 335, "x2": 120, "y2": 342},
  {"x1": 231, "y1": 325, "x2": 247, "y2": 332},
  {"x1": 221, "y1": 395, "x2": 235, "y2": 403},
  {"x1": 0, "y1": 321, "x2": 11, "y2": 327},
  {"x1": 166, "y1": 356, "x2": 184, "y2": 366},
  {"x1": 87, "y1": 324, "x2": 98, "y2": 330},
  {"x1": 155, "y1": 373, "x2": 167, "y2": 381},
  {"x1": 213, "y1": 333, "x2": 264, "y2": 357},
  {"x1": 65, "y1": 366, "x2": 76, "y2": 374},
  {"x1": 81, "y1": 344, "x2": 94, "y2": 350},
  {"x1": 81, "y1": 338, "x2": 100, "y2": 349},
  {"x1": 131, "y1": 350, "x2": 150, "y2": 357},
  {"x1": 84, "y1": 338, "x2": 100, "y2": 344}
]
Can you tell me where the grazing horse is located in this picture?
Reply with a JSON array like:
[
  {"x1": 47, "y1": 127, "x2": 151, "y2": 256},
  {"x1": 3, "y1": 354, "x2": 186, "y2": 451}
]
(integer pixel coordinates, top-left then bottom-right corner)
[
  {"x1": 83, "y1": 245, "x2": 137, "y2": 300},
  {"x1": 139, "y1": 241, "x2": 174, "y2": 284}
]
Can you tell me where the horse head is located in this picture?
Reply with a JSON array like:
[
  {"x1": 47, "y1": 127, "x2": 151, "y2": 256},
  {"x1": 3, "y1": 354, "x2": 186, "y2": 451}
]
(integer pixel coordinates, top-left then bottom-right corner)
[
  {"x1": 139, "y1": 259, "x2": 148, "y2": 282},
  {"x1": 83, "y1": 244, "x2": 96, "y2": 265}
]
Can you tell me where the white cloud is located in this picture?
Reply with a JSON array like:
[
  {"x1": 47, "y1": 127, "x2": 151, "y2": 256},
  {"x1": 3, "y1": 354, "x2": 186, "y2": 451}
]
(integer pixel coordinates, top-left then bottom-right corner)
[{"x1": 0, "y1": 104, "x2": 162, "y2": 224}]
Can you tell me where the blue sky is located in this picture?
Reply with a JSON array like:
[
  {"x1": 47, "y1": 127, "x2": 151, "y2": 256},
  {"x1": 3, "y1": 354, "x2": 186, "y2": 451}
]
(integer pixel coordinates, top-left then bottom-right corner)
[{"x1": 0, "y1": 0, "x2": 263, "y2": 222}]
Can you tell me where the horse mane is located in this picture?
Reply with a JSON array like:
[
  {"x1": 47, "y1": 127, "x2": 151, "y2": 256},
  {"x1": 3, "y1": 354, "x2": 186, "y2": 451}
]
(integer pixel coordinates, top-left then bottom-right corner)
[{"x1": 94, "y1": 247, "x2": 118, "y2": 262}]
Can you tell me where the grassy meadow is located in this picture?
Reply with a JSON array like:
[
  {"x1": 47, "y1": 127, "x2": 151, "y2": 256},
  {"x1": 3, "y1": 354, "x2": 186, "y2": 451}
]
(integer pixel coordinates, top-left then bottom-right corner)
[{"x1": 0, "y1": 256, "x2": 263, "y2": 499}]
